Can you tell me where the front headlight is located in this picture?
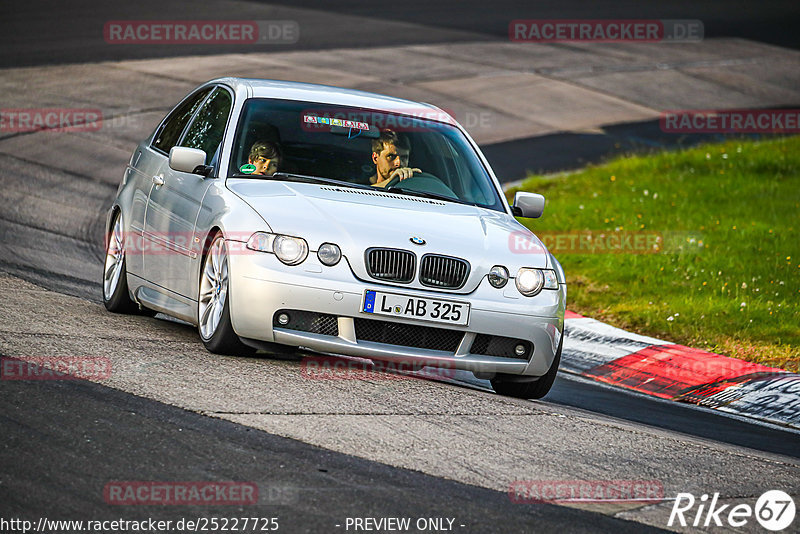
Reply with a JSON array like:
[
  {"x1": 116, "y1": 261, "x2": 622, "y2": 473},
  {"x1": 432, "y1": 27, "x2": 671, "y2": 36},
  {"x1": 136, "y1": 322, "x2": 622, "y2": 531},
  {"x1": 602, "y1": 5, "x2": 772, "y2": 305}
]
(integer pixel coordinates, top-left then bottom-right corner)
[
  {"x1": 247, "y1": 232, "x2": 308, "y2": 265},
  {"x1": 515, "y1": 268, "x2": 558, "y2": 296},
  {"x1": 273, "y1": 235, "x2": 308, "y2": 265}
]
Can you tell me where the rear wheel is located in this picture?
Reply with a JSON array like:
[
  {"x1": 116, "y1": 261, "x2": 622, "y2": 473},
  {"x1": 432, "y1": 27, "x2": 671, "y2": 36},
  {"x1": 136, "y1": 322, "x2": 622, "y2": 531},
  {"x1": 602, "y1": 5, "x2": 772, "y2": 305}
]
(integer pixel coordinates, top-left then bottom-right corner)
[
  {"x1": 103, "y1": 211, "x2": 153, "y2": 315},
  {"x1": 198, "y1": 233, "x2": 255, "y2": 355},
  {"x1": 491, "y1": 334, "x2": 563, "y2": 399}
]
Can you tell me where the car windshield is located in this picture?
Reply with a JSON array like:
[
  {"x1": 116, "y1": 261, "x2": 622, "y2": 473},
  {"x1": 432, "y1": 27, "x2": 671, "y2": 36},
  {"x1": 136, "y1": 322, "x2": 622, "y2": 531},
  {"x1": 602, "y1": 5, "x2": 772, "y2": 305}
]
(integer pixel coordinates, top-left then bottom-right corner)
[{"x1": 227, "y1": 98, "x2": 505, "y2": 211}]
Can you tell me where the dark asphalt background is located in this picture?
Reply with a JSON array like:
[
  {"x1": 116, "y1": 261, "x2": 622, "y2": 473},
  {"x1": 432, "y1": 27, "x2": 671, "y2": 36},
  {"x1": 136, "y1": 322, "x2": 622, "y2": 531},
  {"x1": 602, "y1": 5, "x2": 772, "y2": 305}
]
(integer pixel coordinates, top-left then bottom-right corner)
[
  {"x1": 1, "y1": 0, "x2": 797, "y2": 68},
  {"x1": 1, "y1": 0, "x2": 795, "y2": 177},
  {"x1": 1, "y1": 360, "x2": 670, "y2": 533}
]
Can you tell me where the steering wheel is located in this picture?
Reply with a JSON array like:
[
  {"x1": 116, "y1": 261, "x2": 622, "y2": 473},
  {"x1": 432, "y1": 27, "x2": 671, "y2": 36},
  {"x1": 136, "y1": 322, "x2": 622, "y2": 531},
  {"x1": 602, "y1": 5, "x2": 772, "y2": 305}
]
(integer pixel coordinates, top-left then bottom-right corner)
[{"x1": 384, "y1": 171, "x2": 458, "y2": 199}]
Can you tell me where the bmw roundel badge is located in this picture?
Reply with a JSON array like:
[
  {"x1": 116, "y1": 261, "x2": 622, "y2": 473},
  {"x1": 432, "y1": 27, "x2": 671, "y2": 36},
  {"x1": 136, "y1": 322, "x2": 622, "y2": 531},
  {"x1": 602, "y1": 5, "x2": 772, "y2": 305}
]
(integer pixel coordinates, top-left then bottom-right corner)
[{"x1": 410, "y1": 236, "x2": 426, "y2": 245}]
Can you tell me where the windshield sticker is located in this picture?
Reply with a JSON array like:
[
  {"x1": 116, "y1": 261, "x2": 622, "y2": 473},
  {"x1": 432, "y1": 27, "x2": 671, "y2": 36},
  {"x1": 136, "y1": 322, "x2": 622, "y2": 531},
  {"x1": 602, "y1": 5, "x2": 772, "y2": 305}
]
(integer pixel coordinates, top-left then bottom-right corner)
[
  {"x1": 303, "y1": 114, "x2": 369, "y2": 131},
  {"x1": 239, "y1": 163, "x2": 256, "y2": 174}
]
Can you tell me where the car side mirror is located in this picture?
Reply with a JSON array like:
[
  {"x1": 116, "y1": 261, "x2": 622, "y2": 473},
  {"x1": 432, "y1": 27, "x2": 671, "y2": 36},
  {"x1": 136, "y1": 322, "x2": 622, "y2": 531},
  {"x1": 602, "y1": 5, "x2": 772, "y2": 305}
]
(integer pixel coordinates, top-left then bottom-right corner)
[
  {"x1": 169, "y1": 146, "x2": 208, "y2": 175},
  {"x1": 512, "y1": 192, "x2": 545, "y2": 218}
]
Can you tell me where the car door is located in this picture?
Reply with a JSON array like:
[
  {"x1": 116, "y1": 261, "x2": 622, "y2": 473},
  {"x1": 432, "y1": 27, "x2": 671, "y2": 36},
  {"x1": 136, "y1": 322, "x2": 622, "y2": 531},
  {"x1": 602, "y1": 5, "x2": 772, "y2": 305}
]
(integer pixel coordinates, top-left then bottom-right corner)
[
  {"x1": 134, "y1": 86, "x2": 213, "y2": 278},
  {"x1": 144, "y1": 85, "x2": 233, "y2": 298}
]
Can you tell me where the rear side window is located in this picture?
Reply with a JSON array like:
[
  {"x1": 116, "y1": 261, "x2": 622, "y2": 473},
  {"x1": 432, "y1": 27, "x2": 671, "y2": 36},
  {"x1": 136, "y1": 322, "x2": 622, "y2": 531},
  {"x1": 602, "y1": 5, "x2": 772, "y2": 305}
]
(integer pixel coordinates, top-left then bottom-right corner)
[
  {"x1": 151, "y1": 87, "x2": 212, "y2": 153},
  {"x1": 179, "y1": 87, "x2": 233, "y2": 164}
]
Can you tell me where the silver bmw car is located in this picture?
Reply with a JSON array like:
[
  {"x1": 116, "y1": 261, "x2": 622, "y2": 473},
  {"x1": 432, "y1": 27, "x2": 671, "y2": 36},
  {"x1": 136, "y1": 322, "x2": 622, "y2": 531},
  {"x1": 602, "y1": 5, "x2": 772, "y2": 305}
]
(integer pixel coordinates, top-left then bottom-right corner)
[{"x1": 103, "y1": 77, "x2": 566, "y2": 398}]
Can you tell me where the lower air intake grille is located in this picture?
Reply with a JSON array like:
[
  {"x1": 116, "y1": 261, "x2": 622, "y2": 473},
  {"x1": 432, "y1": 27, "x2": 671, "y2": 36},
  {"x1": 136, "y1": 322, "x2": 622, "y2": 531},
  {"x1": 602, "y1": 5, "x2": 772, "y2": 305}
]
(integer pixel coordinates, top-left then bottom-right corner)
[
  {"x1": 471, "y1": 334, "x2": 532, "y2": 360},
  {"x1": 354, "y1": 318, "x2": 463, "y2": 352},
  {"x1": 273, "y1": 310, "x2": 339, "y2": 336}
]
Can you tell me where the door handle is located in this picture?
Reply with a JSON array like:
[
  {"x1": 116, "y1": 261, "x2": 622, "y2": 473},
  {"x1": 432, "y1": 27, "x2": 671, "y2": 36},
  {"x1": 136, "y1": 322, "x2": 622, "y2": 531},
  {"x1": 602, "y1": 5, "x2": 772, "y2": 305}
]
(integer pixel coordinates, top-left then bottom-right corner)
[{"x1": 152, "y1": 174, "x2": 165, "y2": 186}]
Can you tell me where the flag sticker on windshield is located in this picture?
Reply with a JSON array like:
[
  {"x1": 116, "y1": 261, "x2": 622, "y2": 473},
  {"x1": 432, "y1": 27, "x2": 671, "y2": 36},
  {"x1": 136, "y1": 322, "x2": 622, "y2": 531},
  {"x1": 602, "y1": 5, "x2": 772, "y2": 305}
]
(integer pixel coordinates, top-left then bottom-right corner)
[{"x1": 303, "y1": 114, "x2": 369, "y2": 130}]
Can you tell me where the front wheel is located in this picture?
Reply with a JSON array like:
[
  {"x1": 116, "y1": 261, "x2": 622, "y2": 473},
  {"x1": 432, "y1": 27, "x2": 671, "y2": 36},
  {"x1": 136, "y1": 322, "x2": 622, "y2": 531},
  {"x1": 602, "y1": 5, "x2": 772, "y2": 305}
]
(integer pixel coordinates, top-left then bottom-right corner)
[
  {"x1": 103, "y1": 211, "x2": 153, "y2": 315},
  {"x1": 491, "y1": 334, "x2": 563, "y2": 399},
  {"x1": 198, "y1": 233, "x2": 255, "y2": 355}
]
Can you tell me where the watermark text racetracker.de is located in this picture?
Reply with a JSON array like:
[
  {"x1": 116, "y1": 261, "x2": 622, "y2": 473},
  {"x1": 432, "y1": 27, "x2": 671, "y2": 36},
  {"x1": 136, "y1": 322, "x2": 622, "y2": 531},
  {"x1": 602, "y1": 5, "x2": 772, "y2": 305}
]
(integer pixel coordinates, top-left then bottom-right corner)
[
  {"x1": 509, "y1": 230, "x2": 663, "y2": 255},
  {"x1": 104, "y1": 481, "x2": 258, "y2": 505},
  {"x1": 0, "y1": 517, "x2": 279, "y2": 533},
  {"x1": 103, "y1": 20, "x2": 299, "y2": 44},
  {"x1": 0, "y1": 108, "x2": 149, "y2": 134},
  {"x1": 0, "y1": 108, "x2": 102, "y2": 133},
  {"x1": 509, "y1": 230, "x2": 709, "y2": 255},
  {"x1": 1, "y1": 357, "x2": 111, "y2": 381},
  {"x1": 108, "y1": 231, "x2": 261, "y2": 256},
  {"x1": 509, "y1": 19, "x2": 703, "y2": 42},
  {"x1": 301, "y1": 107, "x2": 494, "y2": 134},
  {"x1": 509, "y1": 479, "x2": 665, "y2": 504},
  {"x1": 661, "y1": 109, "x2": 800, "y2": 133}
]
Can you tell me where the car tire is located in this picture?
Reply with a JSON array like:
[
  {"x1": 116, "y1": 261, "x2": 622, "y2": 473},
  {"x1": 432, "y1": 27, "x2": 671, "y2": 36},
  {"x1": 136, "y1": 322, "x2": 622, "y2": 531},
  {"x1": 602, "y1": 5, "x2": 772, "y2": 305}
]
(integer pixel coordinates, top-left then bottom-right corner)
[
  {"x1": 490, "y1": 334, "x2": 563, "y2": 399},
  {"x1": 102, "y1": 210, "x2": 155, "y2": 316},
  {"x1": 198, "y1": 232, "x2": 255, "y2": 355}
]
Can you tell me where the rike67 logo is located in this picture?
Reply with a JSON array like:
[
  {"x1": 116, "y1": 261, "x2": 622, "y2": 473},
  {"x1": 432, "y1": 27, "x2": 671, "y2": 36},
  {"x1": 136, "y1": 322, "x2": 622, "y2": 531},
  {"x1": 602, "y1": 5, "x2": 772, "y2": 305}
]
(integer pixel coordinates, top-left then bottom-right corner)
[{"x1": 669, "y1": 490, "x2": 795, "y2": 531}]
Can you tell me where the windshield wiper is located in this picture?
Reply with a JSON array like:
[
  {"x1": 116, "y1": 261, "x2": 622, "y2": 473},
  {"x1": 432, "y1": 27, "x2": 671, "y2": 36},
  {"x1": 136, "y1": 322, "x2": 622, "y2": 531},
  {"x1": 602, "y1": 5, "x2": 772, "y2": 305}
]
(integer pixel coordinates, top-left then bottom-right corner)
[
  {"x1": 384, "y1": 186, "x2": 475, "y2": 206},
  {"x1": 230, "y1": 172, "x2": 373, "y2": 190},
  {"x1": 230, "y1": 172, "x2": 475, "y2": 205},
  {"x1": 271, "y1": 172, "x2": 375, "y2": 190}
]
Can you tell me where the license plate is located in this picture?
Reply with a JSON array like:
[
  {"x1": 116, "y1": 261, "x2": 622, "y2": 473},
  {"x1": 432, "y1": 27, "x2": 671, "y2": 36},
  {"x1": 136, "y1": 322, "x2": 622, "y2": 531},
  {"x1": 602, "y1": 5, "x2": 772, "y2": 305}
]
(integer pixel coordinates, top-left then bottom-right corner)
[{"x1": 361, "y1": 290, "x2": 470, "y2": 326}]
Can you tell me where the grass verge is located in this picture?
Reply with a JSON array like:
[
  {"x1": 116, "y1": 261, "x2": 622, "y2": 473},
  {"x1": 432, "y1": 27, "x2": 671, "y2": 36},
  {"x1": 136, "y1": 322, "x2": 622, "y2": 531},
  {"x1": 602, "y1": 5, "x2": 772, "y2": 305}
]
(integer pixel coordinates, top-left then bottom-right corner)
[{"x1": 508, "y1": 136, "x2": 800, "y2": 372}]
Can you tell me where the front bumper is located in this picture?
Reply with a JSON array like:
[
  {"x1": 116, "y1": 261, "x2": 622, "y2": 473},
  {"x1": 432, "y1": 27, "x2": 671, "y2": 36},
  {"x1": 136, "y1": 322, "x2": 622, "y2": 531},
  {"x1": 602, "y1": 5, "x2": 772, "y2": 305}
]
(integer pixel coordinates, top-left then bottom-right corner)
[{"x1": 227, "y1": 244, "x2": 565, "y2": 377}]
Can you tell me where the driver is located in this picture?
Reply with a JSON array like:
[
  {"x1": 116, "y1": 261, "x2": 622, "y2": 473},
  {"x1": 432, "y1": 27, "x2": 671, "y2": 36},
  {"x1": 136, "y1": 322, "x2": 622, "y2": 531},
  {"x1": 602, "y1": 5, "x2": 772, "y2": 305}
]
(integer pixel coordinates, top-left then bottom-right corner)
[
  {"x1": 369, "y1": 130, "x2": 421, "y2": 188},
  {"x1": 248, "y1": 140, "x2": 281, "y2": 176}
]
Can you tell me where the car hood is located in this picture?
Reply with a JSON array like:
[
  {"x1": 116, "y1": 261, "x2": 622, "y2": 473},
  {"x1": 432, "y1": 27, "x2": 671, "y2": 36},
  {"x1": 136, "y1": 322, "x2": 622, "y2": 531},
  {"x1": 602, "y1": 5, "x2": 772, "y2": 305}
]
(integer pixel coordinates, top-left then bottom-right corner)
[{"x1": 228, "y1": 179, "x2": 549, "y2": 292}]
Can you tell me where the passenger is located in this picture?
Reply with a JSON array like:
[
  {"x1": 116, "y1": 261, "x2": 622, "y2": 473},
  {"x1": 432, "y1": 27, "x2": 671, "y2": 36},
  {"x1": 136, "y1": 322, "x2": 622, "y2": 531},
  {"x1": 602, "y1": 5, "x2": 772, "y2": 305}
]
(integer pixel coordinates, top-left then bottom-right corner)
[
  {"x1": 369, "y1": 130, "x2": 421, "y2": 188},
  {"x1": 248, "y1": 140, "x2": 281, "y2": 176}
]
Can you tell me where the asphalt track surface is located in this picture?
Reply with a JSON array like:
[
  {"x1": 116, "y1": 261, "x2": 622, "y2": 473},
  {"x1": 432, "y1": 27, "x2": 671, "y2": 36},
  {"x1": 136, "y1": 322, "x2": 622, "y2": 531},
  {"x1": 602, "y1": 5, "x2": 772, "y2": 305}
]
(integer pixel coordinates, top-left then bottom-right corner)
[
  {"x1": 4, "y1": 0, "x2": 796, "y2": 181},
  {"x1": 2, "y1": 0, "x2": 798, "y2": 68},
  {"x1": 1, "y1": 2, "x2": 800, "y2": 533},
  {"x1": 2, "y1": 366, "x2": 664, "y2": 533}
]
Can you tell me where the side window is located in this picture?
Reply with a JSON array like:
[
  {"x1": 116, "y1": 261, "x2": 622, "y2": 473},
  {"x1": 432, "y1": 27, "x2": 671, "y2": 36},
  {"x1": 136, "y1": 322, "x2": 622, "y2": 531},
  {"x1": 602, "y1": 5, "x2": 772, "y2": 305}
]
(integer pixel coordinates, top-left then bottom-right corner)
[
  {"x1": 152, "y1": 87, "x2": 212, "y2": 153},
  {"x1": 179, "y1": 87, "x2": 233, "y2": 165}
]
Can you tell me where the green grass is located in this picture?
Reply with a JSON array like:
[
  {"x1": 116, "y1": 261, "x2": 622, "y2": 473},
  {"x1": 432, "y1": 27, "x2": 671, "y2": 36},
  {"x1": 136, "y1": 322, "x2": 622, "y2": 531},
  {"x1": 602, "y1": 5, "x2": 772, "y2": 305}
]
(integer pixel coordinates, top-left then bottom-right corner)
[{"x1": 508, "y1": 136, "x2": 800, "y2": 371}]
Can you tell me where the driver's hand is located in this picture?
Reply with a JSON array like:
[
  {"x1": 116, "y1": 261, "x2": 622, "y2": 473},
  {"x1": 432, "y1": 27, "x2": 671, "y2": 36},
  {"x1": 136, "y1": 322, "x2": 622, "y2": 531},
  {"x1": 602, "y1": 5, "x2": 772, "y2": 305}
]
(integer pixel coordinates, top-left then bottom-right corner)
[{"x1": 389, "y1": 167, "x2": 422, "y2": 182}]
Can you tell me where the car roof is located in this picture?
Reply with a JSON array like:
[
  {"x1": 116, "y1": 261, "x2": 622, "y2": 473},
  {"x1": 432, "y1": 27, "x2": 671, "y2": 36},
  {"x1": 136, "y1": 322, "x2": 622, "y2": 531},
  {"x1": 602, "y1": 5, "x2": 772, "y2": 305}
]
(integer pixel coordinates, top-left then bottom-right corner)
[{"x1": 208, "y1": 77, "x2": 458, "y2": 126}]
